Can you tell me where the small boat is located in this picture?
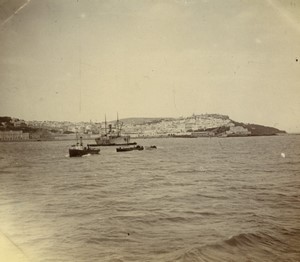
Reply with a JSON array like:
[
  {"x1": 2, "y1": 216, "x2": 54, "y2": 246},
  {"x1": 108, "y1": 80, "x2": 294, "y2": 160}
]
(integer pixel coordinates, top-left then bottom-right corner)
[
  {"x1": 116, "y1": 145, "x2": 144, "y2": 152},
  {"x1": 144, "y1": 145, "x2": 157, "y2": 150},
  {"x1": 69, "y1": 136, "x2": 100, "y2": 157}
]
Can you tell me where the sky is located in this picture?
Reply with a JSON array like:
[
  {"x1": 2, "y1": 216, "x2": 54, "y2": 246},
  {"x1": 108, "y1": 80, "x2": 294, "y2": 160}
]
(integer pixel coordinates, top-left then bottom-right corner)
[{"x1": 0, "y1": 0, "x2": 299, "y2": 132}]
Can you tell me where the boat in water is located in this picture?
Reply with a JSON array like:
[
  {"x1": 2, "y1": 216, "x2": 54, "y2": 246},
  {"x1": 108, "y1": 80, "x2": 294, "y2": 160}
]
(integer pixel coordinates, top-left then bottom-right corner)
[
  {"x1": 95, "y1": 115, "x2": 135, "y2": 146},
  {"x1": 69, "y1": 136, "x2": 100, "y2": 157},
  {"x1": 145, "y1": 145, "x2": 157, "y2": 150},
  {"x1": 116, "y1": 145, "x2": 144, "y2": 152}
]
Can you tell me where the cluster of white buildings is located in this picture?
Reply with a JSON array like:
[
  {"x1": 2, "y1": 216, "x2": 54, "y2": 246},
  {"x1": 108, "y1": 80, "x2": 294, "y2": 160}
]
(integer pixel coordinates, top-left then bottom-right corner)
[
  {"x1": 225, "y1": 125, "x2": 251, "y2": 136},
  {"x1": 0, "y1": 114, "x2": 253, "y2": 141},
  {"x1": 0, "y1": 131, "x2": 29, "y2": 141},
  {"x1": 25, "y1": 114, "x2": 250, "y2": 138},
  {"x1": 122, "y1": 114, "x2": 234, "y2": 137},
  {"x1": 26, "y1": 120, "x2": 101, "y2": 135}
]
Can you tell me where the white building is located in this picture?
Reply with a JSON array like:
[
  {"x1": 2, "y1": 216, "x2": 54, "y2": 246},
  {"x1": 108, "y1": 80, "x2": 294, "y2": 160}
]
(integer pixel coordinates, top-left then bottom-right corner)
[
  {"x1": 0, "y1": 131, "x2": 30, "y2": 141},
  {"x1": 226, "y1": 126, "x2": 251, "y2": 136}
]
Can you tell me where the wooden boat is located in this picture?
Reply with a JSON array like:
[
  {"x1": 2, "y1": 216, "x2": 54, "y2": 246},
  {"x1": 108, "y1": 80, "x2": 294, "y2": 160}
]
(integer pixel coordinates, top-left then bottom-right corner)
[
  {"x1": 87, "y1": 142, "x2": 137, "y2": 147},
  {"x1": 69, "y1": 136, "x2": 100, "y2": 157},
  {"x1": 116, "y1": 145, "x2": 144, "y2": 152},
  {"x1": 144, "y1": 145, "x2": 157, "y2": 150}
]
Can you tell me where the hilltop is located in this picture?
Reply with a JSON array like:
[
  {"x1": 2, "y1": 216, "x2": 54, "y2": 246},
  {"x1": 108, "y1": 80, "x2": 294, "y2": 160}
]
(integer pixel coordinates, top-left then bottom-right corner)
[{"x1": 114, "y1": 117, "x2": 170, "y2": 125}]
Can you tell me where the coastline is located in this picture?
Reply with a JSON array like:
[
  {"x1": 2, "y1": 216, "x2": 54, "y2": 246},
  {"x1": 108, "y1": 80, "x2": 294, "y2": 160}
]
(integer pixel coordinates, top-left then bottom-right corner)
[{"x1": 0, "y1": 133, "x2": 296, "y2": 143}]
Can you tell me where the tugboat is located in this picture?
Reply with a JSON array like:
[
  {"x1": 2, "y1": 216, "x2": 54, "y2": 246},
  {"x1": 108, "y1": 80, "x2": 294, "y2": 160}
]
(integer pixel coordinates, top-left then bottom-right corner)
[
  {"x1": 69, "y1": 136, "x2": 100, "y2": 157},
  {"x1": 94, "y1": 114, "x2": 136, "y2": 146},
  {"x1": 116, "y1": 145, "x2": 144, "y2": 152}
]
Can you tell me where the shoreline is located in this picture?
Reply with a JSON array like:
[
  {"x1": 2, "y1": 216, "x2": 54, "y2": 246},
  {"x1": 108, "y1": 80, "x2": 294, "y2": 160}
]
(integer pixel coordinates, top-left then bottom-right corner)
[{"x1": 0, "y1": 133, "x2": 297, "y2": 143}]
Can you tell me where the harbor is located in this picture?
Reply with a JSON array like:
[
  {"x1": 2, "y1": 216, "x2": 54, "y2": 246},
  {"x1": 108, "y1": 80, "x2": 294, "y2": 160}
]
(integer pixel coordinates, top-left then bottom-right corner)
[
  {"x1": 1, "y1": 0, "x2": 299, "y2": 261},
  {"x1": 1, "y1": 136, "x2": 300, "y2": 261}
]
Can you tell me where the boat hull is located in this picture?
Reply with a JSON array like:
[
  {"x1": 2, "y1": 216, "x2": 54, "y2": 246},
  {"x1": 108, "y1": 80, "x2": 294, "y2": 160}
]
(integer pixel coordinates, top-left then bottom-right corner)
[
  {"x1": 95, "y1": 135, "x2": 132, "y2": 146},
  {"x1": 69, "y1": 148, "x2": 100, "y2": 157},
  {"x1": 88, "y1": 142, "x2": 137, "y2": 147},
  {"x1": 116, "y1": 145, "x2": 144, "y2": 152}
]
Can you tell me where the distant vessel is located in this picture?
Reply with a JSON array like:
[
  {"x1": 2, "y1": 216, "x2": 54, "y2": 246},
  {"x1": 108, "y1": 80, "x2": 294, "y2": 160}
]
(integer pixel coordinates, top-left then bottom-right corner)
[
  {"x1": 95, "y1": 115, "x2": 136, "y2": 146},
  {"x1": 116, "y1": 145, "x2": 144, "y2": 152},
  {"x1": 69, "y1": 136, "x2": 100, "y2": 157},
  {"x1": 145, "y1": 145, "x2": 157, "y2": 150}
]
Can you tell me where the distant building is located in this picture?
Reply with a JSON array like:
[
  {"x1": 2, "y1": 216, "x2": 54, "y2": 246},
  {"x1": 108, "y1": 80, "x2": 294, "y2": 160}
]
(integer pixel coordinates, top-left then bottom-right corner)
[
  {"x1": 0, "y1": 131, "x2": 29, "y2": 141},
  {"x1": 29, "y1": 129, "x2": 54, "y2": 140},
  {"x1": 192, "y1": 131, "x2": 215, "y2": 137},
  {"x1": 12, "y1": 119, "x2": 26, "y2": 127},
  {"x1": 226, "y1": 126, "x2": 251, "y2": 136}
]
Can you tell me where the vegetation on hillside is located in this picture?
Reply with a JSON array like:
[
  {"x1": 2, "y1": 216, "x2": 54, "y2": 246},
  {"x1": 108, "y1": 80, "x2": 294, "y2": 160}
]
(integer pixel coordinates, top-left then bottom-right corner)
[{"x1": 232, "y1": 121, "x2": 286, "y2": 136}]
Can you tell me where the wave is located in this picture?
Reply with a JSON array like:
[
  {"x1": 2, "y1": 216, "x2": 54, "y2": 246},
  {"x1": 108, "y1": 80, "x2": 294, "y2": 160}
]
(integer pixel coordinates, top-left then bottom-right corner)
[
  {"x1": 278, "y1": 160, "x2": 300, "y2": 165},
  {"x1": 174, "y1": 168, "x2": 206, "y2": 174},
  {"x1": 86, "y1": 236, "x2": 137, "y2": 245},
  {"x1": 196, "y1": 193, "x2": 229, "y2": 200},
  {"x1": 170, "y1": 231, "x2": 300, "y2": 261}
]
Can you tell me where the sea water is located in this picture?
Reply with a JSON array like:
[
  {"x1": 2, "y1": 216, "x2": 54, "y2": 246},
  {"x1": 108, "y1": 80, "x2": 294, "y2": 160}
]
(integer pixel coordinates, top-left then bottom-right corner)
[{"x1": 0, "y1": 136, "x2": 299, "y2": 261}]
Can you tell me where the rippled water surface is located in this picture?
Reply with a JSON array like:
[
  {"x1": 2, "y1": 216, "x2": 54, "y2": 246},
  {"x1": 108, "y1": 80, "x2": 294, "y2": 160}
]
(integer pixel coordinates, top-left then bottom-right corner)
[{"x1": 0, "y1": 136, "x2": 299, "y2": 261}]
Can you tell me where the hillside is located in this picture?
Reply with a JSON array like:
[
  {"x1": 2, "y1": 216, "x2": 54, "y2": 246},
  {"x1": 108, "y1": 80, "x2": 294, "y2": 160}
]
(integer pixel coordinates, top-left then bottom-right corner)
[
  {"x1": 118, "y1": 115, "x2": 286, "y2": 137},
  {"x1": 232, "y1": 121, "x2": 286, "y2": 136},
  {"x1": 1, "y1": 114, "x2": 287, "y2": 139},
  {"x1": 117, "y1": 117, "x2": 173, "y2": 125}
]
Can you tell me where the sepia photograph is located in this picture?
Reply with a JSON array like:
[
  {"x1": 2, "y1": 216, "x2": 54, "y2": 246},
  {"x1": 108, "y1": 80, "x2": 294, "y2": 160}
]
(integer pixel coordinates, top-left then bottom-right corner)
[{"x1": 0, "y1": 0, "x2": 299, "y2": 261}]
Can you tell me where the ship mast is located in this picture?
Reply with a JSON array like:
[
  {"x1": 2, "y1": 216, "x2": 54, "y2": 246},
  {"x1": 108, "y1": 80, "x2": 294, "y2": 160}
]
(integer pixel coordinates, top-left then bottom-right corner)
[
  {"x1": 104, "y1": 114, "x2": 107, "y2": 135},
  {"x1": 117, "y1": 112, "x2": 119, "y2": 134},
  {"x1": 76, "y1": 128, "x2": 78, "y2": 144}
]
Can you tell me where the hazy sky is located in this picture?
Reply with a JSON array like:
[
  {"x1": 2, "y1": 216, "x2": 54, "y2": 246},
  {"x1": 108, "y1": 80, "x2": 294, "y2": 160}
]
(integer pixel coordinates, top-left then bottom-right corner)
[{"x1": 0, "y1": 0, "x2": 299, "y2": 132}]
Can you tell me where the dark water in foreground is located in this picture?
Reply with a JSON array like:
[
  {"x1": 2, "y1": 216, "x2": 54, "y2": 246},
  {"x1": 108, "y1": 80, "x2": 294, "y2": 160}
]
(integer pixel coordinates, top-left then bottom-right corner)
[{"x1": 0, "y1": 136, "x2": 299, "y2": 262}]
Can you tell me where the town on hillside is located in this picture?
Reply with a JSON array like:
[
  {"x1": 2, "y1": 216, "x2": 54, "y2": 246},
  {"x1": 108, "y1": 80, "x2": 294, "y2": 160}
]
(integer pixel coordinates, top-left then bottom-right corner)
[{"x1": 0, "y1": 114, "x2": 286, "y2": 141}]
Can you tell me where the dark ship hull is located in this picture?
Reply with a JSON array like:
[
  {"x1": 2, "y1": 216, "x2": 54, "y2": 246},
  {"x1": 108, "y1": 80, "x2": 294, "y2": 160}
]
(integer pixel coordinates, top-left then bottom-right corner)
[
  {"x1": 69, "y1": 148, "x2": 100, "y2": 157},
  {"x1": 116, "y1": 145, "x2": 144, "y2": 152},
  {"x1": 95, "y1": 135, "x2": 133, "y2": 146}
]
